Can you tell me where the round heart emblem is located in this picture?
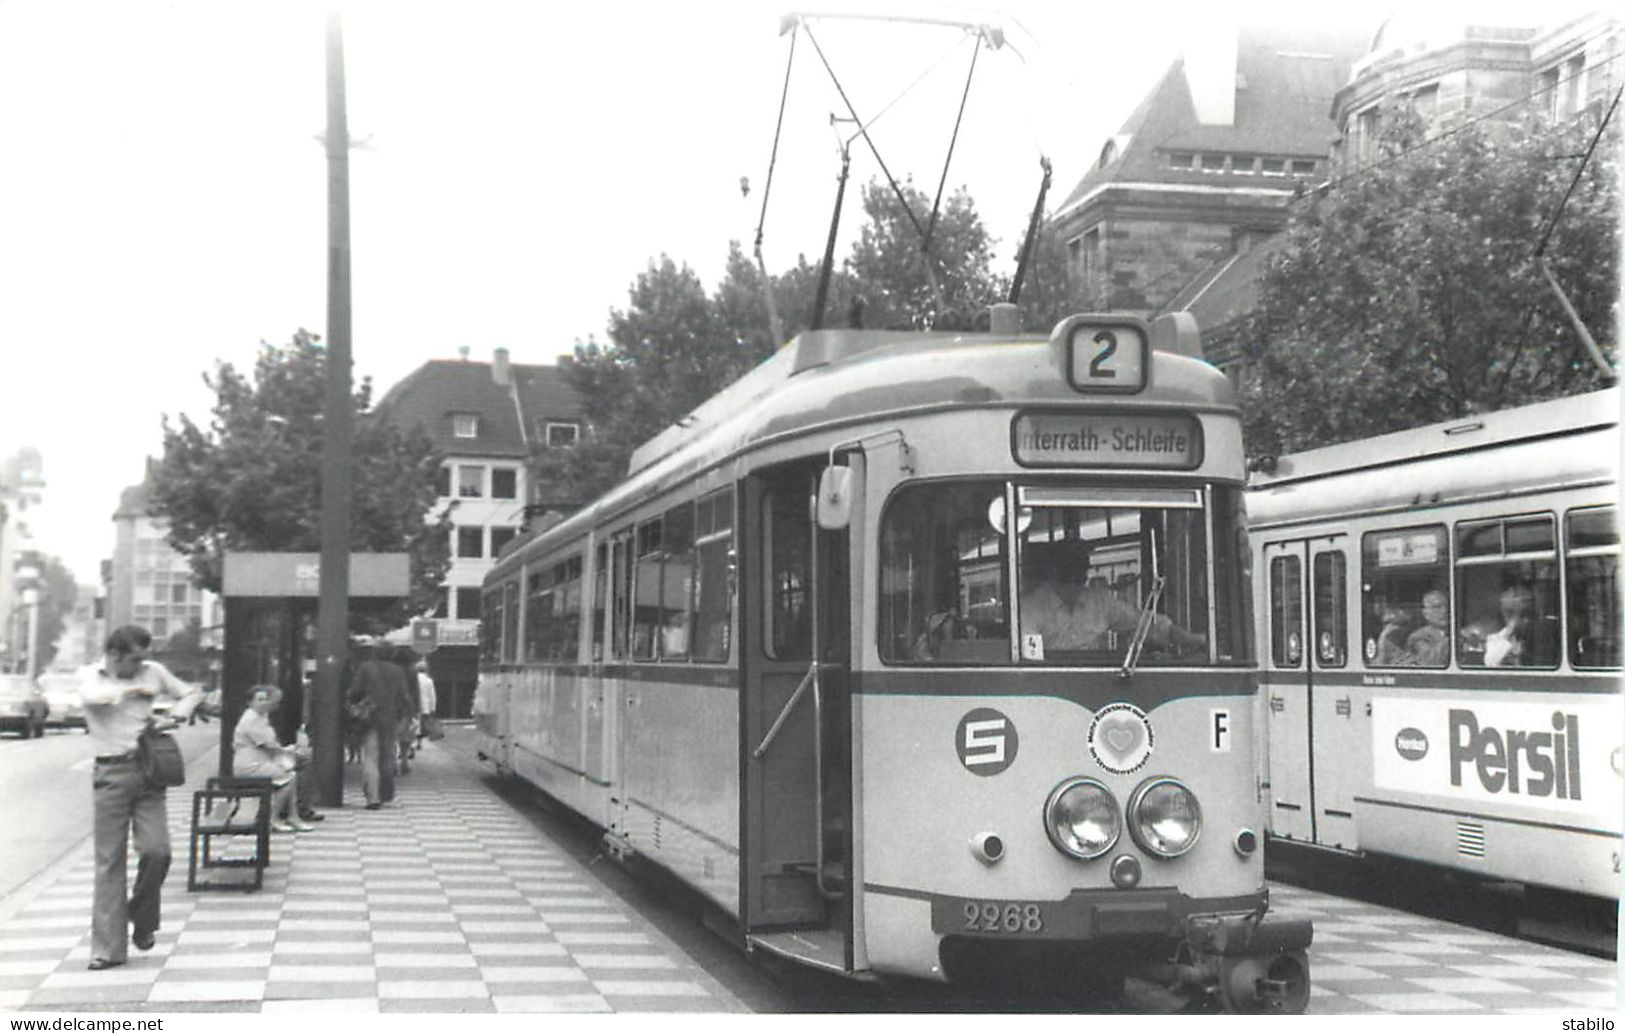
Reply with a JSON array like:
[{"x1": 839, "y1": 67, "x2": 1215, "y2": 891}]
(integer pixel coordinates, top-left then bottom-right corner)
[{"x1": 1088, "y1": 703, "x2": 1153, "y2": 773}]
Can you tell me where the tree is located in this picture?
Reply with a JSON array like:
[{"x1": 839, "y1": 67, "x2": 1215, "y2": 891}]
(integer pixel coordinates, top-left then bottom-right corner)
[
  {"x1": 1008, "y1": 222, "x2": 1098, "y2": 335},
  {"x1": 149, "y1": 330, "x2": 450, "y2": 627},
  {"x1": 846, "y1": 179, "x2": 1000, "y2": 330},
  {"x1": 533, "y1": 178, "x2": 1004, "y2": 505},
  {"x1": 1238, "y1": 109, "x2": 1619, "y2": 455}
]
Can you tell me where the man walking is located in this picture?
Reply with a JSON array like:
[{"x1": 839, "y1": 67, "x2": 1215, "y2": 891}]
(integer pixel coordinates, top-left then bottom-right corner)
[
  {"x1": 77, "y1": 625, "x2": 203, "y2": 970},
  {"x1": 347, "y1": 637, "x2": 408, "y2": 808}
]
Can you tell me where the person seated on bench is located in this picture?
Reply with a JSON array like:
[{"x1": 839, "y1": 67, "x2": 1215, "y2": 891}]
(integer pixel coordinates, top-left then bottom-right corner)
[{"x1": 233, "y1": 685, "x2": 312, "y2": 833}]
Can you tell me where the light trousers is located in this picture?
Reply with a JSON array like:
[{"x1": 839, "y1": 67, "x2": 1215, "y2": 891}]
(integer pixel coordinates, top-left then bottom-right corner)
[{"x1": 91, "y1": 759, "x2": 170, "y2": 963}]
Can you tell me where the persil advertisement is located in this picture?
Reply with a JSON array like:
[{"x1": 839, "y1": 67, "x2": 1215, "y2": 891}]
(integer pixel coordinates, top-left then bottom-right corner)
[{"x1": 1371, "y1": 694, "x2": 1623, "y2": 831}]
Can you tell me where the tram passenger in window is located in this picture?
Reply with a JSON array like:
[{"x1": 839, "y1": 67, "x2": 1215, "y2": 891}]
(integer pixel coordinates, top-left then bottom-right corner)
[
  {"x1": 1375, "y1": 591, "x2": 1449, "y2": 667},
  {"x1": 1485, "y1": 585, "x2": 1535, "y2": 667},
  {"x1": 1019, "y1": 543, "x2": 1205, "y2": 658}
]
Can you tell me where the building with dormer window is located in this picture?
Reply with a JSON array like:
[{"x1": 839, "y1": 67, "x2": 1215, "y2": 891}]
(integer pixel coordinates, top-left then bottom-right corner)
[{"x1": 373, "y1": 347, "x2": 580, "y2": 716}]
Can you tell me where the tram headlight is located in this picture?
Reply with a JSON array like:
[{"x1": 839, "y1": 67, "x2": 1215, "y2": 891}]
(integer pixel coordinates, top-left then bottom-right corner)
[
  {"x1": 1043, "y1": 777, "x2": 1120, "y2": 860},
  {"x1": 1127, "y1": 777, "x2": 1201, "y2": 858}
]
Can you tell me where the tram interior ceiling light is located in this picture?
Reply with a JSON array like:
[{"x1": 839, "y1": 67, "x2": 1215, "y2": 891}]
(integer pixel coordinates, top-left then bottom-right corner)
[
  {"x1": 1043, "y1": 777, "x2": 1120, "y2": 860},
  {"x1": 1127, "y1": 778, "x2": 1202, "y2": 858}
]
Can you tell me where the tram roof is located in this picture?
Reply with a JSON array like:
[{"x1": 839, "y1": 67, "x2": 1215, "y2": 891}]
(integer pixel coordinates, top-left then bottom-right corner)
[
  {"x1": 1246, "y1": 387, "x2": 1621, "y2": 527},
  {"x1": 488, "y1": 322, "x2": 1237, "y2": 578}
]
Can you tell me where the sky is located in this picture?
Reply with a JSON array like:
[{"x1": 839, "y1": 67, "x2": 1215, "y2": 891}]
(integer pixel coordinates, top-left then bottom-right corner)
[{"x1": 0, "y1": 0, "x2": 1559, "y2": 584}]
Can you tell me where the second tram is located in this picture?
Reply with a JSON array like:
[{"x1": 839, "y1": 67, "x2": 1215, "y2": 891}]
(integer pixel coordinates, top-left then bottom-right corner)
[
  {"x1": 474, "y1": 309, "x2": 1310, "y2": 1010},
  {"x1": 1247, "y1": 389, "x2": 1623, "y2": 909}
]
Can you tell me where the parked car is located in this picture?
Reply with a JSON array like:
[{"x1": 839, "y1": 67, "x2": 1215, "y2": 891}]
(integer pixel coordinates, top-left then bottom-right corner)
[
  {"x1": 0, "y1": 675, "x2": 49, "y2": 738},
  {"x1": 36, "y1": 671, "x2": 87, "y2": 731}
]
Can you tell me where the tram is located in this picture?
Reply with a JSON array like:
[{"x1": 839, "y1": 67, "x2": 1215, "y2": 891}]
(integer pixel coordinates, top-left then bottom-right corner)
[
  {"x1": 1246, "y1": 389, "x2": 1623, "y2": 908},
  {"x1": 474, "y1": 308, "x2": 1310, "y2": 1010}
]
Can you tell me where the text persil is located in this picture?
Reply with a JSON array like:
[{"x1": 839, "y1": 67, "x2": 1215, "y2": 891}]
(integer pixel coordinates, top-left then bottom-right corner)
[{"x1": 1449, "y1": 709, "x2": 1582, "y2": 799}]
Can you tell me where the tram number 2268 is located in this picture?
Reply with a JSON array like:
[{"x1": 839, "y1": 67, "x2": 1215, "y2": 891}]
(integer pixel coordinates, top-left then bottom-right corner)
[{"x1": 963, "y1": 901, "x2": 1045, "y2": 933}]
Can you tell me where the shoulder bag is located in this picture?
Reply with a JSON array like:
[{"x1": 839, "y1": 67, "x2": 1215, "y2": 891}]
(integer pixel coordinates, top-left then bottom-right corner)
[
  {"x1": 136, "y1": 727, "x2": 186, "y2": 789},
  {"x1": 347, "y1": 694, "x2": 378, "y2": 726}
]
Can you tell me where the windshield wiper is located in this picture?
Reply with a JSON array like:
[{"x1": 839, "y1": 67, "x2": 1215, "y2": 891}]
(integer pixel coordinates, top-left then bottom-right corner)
[{"x1": 1120, "y1": 527, "x2": 1164, "y2": 679}]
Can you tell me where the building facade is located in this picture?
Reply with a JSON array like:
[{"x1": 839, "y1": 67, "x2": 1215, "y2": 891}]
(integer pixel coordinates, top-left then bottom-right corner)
[
  {"x1": 1331, "y1": 10, "x2": 1621, "y2": 171},
  {"x1": 373, "y1": 347, "x2": 580, "y2": 717},
  {"x1": 1054, "y1": 9, "x2": 1621, "y2": 376},
  {"x1": 108, "y1": 472, "x2": 223, "y2": 681},
  {"x1": 1049, "y1": 21, "x2": 1371, "y2": 315},
  {"x1": 0, "y1": 449, "x2": 46, "y2": 674}
]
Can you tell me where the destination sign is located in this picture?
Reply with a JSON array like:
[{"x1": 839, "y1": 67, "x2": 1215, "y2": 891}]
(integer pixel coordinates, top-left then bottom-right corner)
[{"x1": 1012, "y1": 411, "x2": 1203, "y2": 469}]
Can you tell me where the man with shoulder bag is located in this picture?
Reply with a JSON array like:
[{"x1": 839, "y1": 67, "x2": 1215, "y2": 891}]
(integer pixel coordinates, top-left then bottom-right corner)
[
  {"x1": 77, "y1": 625, "x2": 204, "y2": 971},
  {"x1": 347, "y1": 637, "x2": 405, "y2": 809}
]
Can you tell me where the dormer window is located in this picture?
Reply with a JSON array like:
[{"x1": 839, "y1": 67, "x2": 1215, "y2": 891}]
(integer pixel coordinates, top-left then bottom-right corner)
[
  {"x1": 545, "y1": 422, "x2": 580, "y2": 448},
  {"x1": 1099, "y1": 140, "x2": 1117, "y2": 169},
  {"x1": 452, "y1": 414, "x2": 479, "y2": 439}
]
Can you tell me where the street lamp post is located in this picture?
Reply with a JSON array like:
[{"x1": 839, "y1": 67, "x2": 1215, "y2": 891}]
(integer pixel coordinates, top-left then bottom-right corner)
[{"x1": 21, "y1": 587, "x2": 38, "y2": 680}]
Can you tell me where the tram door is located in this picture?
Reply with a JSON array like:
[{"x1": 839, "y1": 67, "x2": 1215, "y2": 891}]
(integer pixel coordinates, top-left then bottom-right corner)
[
  {"x1": 1260, "y1": 537, "x2": 1348, "y2": 845},
  {"x1": 740, "y1": 463, "x2": 853, "y2": 946}
]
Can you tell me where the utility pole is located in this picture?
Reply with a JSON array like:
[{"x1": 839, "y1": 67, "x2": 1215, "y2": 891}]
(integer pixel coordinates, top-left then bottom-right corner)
[{"x1": 314, "y1": 11, "x2": 354, "y2": 807}]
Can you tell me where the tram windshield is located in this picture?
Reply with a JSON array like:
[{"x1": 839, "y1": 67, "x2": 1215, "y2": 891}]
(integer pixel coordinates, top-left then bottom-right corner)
[{"x1": 879, "y1": 480, "x2": 1249, "y2": 667}]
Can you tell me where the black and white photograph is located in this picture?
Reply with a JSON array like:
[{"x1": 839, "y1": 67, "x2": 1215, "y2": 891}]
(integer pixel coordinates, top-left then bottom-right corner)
[{"x1": 0, "y1": 0, "x2": 1618, "y2": 1024}]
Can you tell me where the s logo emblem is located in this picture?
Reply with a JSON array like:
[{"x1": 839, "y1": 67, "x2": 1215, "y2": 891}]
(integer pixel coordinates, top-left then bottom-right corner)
[{"x1": 956, "y1": 708, "x2": 1018, "y2": 776}]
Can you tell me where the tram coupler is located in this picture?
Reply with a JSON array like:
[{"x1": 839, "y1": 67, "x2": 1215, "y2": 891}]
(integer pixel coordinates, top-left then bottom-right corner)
[{"x1": 1149, "y1": 913, "x2": 1313, "y2": 1014}]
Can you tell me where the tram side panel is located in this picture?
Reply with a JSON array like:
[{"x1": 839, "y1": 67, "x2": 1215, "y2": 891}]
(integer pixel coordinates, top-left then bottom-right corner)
[{"x1": 618, "y1": 671, "x2": 742, "y2": 915}]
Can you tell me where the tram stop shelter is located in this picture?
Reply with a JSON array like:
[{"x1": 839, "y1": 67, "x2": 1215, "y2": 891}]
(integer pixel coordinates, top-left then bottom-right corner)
[{"x1": 218, "y1": 551, "x2": 409, "y2": 786}]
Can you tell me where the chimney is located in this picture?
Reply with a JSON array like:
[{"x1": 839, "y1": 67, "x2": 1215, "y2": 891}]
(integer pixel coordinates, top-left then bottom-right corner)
[
  {"x1": 1184, "y1": 23, "x2": 1238, "y2": 126},
  {"x1": 493, "y1": 347, "x2": 511, "y2": 387}
]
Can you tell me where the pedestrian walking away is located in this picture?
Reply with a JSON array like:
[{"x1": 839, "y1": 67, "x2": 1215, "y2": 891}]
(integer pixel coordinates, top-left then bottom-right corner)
[
  {"x1": 75, "y1": 624, "x2": 204, "y2": 971},
  {"x1": 414, "y1": 658, "x2": 440, "y2": 745},
  {"x1": 347, "y1": 637, "x2": 407, "y2": 808}
]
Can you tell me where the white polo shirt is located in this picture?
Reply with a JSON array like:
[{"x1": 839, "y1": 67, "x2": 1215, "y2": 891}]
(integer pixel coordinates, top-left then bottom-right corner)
[{"x1": 77, "y1": 660, "x2": 200, "y2": 756}]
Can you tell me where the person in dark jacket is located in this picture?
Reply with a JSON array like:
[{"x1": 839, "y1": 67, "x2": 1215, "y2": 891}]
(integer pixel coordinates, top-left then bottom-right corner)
[{"x1": 346, "y1": 638, "x2": 409, "y2": 808}]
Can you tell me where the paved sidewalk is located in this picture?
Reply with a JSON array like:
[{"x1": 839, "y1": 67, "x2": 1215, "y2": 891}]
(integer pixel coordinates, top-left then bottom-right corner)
[
  {"x1": 0, "y1": 735, "x2": 745, "y2": 1013},
  {"x1": 1270, "y1": 882, "x2": 1618, "y2": 1014}
]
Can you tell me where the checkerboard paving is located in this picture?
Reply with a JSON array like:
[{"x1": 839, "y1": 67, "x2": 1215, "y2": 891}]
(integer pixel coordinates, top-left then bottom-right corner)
[
  {"x1": 1269, "y1": 882, "x2": 1619, "y2": 1014},
  {"x1": 0, "y1": 741, "x2": 743, "y2": 1013}
]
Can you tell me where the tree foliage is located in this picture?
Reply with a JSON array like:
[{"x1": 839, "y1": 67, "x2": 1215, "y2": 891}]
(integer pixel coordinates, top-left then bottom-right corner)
[
  {"x1": 535, "y1": 176, "x2": 1009, "y2": 503},
  {"x1": 846, "y1": 179, "x2": 1000, "y2": 331},
  {"x1": 1239, "y1": 109, "x2": 1619, "y2": 454},
  {"x1": 149, "y1": 331, "x2": 450, "y2": 627}
]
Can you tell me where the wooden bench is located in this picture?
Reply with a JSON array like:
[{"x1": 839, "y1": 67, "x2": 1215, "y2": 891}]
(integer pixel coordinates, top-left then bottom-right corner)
[{"x1": 187, "y1": 775, "x2": 274, "y2": 891}]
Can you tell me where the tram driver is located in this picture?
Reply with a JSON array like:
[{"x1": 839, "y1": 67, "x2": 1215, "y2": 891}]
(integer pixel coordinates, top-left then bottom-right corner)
[{"x1": 1019, "y1": 542, "x2": 1205, "y2": 661}]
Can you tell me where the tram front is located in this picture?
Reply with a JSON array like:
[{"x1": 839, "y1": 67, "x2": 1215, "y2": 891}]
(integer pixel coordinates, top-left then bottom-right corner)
[{"x1": 843, "y1": 315, "x2": 1310, "y2": 1011}]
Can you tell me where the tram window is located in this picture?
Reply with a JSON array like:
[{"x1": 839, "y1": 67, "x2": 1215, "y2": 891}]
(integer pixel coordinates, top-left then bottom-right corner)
[
  {"x1": 660, "y1": 503, "x2": 695, "y2": 660},
  {"x1": 501, "y1": 581, "x2": 520, "y2": 663},
  {"x1": 1015, "y1": 491, "x2": 1209, "y2": 666},
  {"x1": 1269, "y1": 555, "x2": 1302, "y2": 667},
  {"x1": 609, "y1": 534, "x2": 632, "y2": 661},
  {"x1": 1566, "y1": 506, "x2": 1620, "y2": 669},
  {"x1": 1454, "y1": 515, "x2": 1559, "y2": 669},
  {"x1": 879, "y1": 480, "x2": 1008, "y2": 664},
  {"x1": 1360, "y1": 526, "x2": 1448, "y2": 668},
  {"x1": 527, "y1": 556, "x2": 582, "y2": 662},
  {"x1": 1312, "y1": 552, "x2": 1347, "y2": 667},
  {"x1": 525, "y1": 568, "x2": 554, "y2": 662},
  {"x1": 591, "y1": 543, "x2": 608, "y2": 662},
  {"x1": 764, "y1": 480, "x2": 812, "y2": 660},
  {"x1": 481, "y1": 589, "x2": 501, "y2": 663},
  {"x1": 632, "y1": 520, "x2": 663, "y2": 660},
  {"x1": 1212, "y1": 486, "x2": 1253, "y2": 664},
  {"x1": 557, "y1": 556, "x2": 583, "y2": 662},
  {"x1": 692, "y1": 488, "x2": 734, "y2": 663}
]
